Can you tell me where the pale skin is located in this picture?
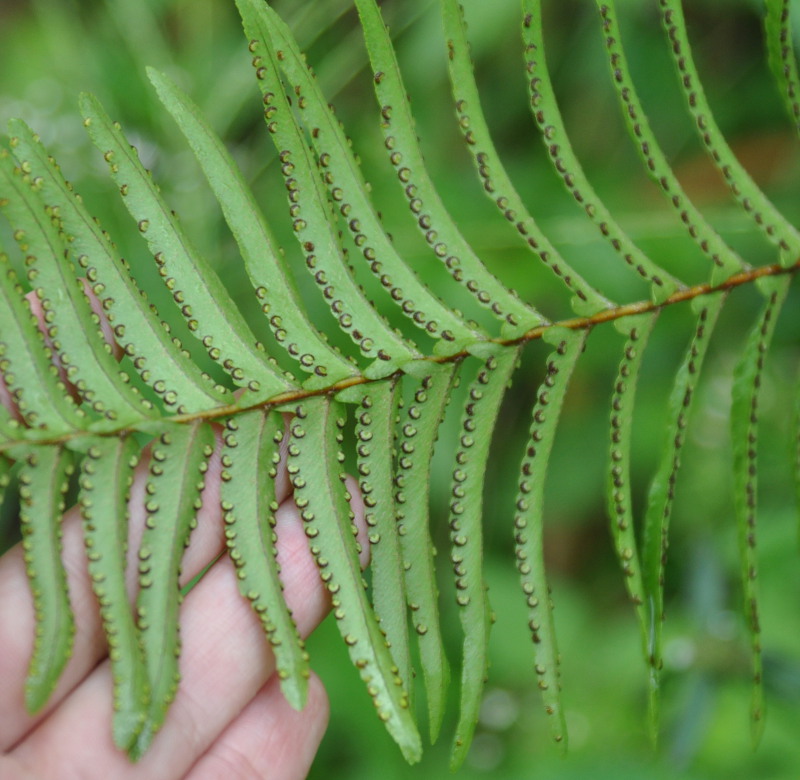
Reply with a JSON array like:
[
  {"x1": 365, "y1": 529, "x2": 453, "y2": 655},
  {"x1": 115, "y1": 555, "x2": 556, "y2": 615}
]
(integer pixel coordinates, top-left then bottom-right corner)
[{"x1": 0, "y1": 293, "x2": 367, "y2": 779}]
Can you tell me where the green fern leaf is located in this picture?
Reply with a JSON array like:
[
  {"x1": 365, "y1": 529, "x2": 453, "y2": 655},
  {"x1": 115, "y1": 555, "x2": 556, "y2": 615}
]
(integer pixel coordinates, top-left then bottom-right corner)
[
  {"x1": 395, "y1": 361, "x2": 459, "y2": 742},
  {"x1": 220, "y1": 409, "x2": 310, "y2": 710},
  {"x1": 337, "y1": 379, "x2": 413, "y2": 699},
  {"x1": 79, "y1": 94, "x2": 295, "y2": 402},
  {"x1": 18, "y1": 446, "x2": 75, "y2": 713},
  {"x1": 79, "y1": 436, "x2": 148, "y2": 749},
  {"x1": 354, "y1": 0, "x2": 545, "y2": 338},
  {"x1": 730, "y1": 274, "x2": 792, "y2": 746},
  {"x1": 448, "y1": 345, "x2": 520, "y2": 769},
  {"x1": 132, "y1": 422, "x2": 216, "y2": 757},
  {"x1": 6, "y1": 119, "x2": 230, "y2": 414},
  {"x1": 513, "y1": 326, "x2": 587, "y2": 751},
  {"x1": 0, "y1": 0, "x2": 797, "y2": 770},
  {"x1": 287, "y1": 395, "x2": 422, "y2": 763}
]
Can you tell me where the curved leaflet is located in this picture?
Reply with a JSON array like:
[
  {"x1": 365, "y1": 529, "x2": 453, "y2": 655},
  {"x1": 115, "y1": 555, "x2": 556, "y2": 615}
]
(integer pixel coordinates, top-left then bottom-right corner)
[
  {"x1": 395, "y1": 361, "x2": 459, "y2": 742},
  {"x1": 730, "y1": 275, "x2": 791, "y2": 745},
  {"x1": 132, "y1": 422, "x2": 215, "y2": 758},
  {"x1": 7, "y1": 119, "x2": 230, "y2": 414},
  {"x1": 641, "y1": 291, "x2": 726, "y2": 720},
  {"x1": 18, "y1": 446, "x2": 75, "y2": 713},
  {"x1": 287, "y1": 396, "x2": 421, "y2": 763},
  {"x1": 147, "y1": 69, "x2": 358, "y2": 389},
  {"x1": 337, "y1": 379, "x2": 413, "y2": 698},
  {"x1": 78, "y1": 436, "x2": 147, "y2": 750},
  {"x1": 354, "y1": 0, "x2": 545, "y2": 338},
  {"x1": 79, "y1": 94, "x2": 295, "y2": 402},
  {"x1": 448, "y1": 345, "x2": 520, "y2": 769},
  {"x1": 513, "y1": 326, "x2": 587, "y2": 750},
  {"x1": 220, "y1": 409, "x2": 310, "y2": 710}
]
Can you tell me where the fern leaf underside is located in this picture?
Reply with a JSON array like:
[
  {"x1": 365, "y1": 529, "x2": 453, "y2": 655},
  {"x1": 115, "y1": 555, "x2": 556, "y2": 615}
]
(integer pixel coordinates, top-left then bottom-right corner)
[{"x1": 0, "y1": 0, "x2": 797, "y2": 770}]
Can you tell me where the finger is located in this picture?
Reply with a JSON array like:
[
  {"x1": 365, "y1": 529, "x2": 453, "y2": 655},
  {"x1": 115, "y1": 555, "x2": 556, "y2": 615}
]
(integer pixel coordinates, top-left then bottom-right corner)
[
  {"x1": 10, "y1": 482, "x2": 366, "y2": 779},
  {"x1": 186, "y1": 673, "x2": 329, "y2": 780},
  {"x1": 0, "y1": 429, "x2": 293, "y2": 749}
]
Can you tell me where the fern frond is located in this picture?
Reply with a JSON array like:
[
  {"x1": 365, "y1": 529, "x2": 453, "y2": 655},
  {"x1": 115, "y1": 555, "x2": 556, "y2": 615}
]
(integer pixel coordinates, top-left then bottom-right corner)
[
  {"x1": 18, "y1": 446, "x2": 75, "y2": 713},
  {"x1": 730, "y1": 274, "x2": 791, "y2": 747},
  {"x1": 220, "y1": 410, "x2": 310, "y2": 710},
  {"x1": 513, "y1": 327, "x2": 587, "y2": 750},
  {"x1": 660, "y1": 0, "x2": 800, "y2": 259},
  {"x1": 132, "y1": 422, "x2": 216, "y2": 757},
  {"x1": 0, "y1": 0, "x2": 797, "y2": 772},
  {"x1": 521, "y1": 1, "x2": 682, "y2": 301},
  {"x1": 354, "y1": 0, "x2": 546, "y2": 337},
  {"x1": 288, "y1": 395, "x2": 422, "y2": 763},
  {"x1": 78, "y1": 436, "x2": 147, "y2": 749},
  {"x1": 80, "y1": 94, "x2": 295, "y2": 402},
  {"x1": 765, "y1": 0, "x2": 800, "y2": 137}
]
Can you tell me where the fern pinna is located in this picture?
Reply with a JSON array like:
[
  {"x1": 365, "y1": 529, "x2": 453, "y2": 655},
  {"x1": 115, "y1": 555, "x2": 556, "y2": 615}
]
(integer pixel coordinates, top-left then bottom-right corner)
[{"x1": 0, "y1": 0, "x2": 797, "y2": 769}]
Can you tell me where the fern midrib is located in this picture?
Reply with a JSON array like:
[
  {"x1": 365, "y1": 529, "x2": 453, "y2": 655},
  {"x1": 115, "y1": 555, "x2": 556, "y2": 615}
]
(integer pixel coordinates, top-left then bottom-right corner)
[{"x1": 2, "y1": 257, "x2": 796, "y2": 451}]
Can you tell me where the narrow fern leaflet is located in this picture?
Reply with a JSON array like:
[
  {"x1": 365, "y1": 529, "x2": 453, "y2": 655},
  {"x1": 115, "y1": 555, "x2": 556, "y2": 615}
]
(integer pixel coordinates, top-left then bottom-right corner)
[
  {"x1": 513, "y1": 327, "x2": 587, "y2": 751},
  {"x1": 79, "y1": 436, "x2": 147, "y2": 750},
  {"x1": 288, "y1": 396, "x2": 422, "y2": 763},
  {"x1": 8, "y1": 119, "x2": 229, "y2": 414},
  {"x1": 730, "y1": 276, "x2": 791, "y2": 745},
  {"x1": 220, "y1": 409, "x2": 310, "y2": 710},
  {"x1": 449, "y1": 345, "x2": 520, "y2": 769},
  {"x1": 607, "y1": 313, "x2": 658, "y2": 663},
  {"x1": 18, "y1": 446, "x2": 75, "y2": 713},
  {"x1": 395, "y1": 361, "x2": 459, "y2": 743},
  {"x1": 642, "y1": 291, "x2": 727, "y2": 707},
  {"x1": 337, "y1": 379, "x2": 413, "y2": 698},
  {"x1": 132, "y1": 422, "x2": 215, "y2": 758}
]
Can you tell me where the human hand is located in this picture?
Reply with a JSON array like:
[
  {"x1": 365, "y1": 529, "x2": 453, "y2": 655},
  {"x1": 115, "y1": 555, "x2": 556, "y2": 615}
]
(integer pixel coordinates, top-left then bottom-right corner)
[{"x1": 0, "y1": 296, "x2": 367, "y2": 779}]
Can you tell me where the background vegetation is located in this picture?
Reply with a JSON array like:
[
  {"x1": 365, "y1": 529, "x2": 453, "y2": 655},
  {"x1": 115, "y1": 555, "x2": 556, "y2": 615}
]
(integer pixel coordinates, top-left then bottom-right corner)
[{"x1": 1, "y1": 0, "x2": 799, "y2": 776}]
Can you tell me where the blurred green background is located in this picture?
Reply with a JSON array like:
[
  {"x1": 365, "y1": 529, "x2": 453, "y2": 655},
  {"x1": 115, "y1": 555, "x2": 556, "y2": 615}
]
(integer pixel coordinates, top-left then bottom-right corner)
[{"x1": 1, "y1": 0, "x2": 800, "y2": 777}]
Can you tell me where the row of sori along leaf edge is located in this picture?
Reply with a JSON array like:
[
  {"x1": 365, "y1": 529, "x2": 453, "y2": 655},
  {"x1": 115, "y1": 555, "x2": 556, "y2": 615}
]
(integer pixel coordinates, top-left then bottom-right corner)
[{"x1": 0, "y1": 0, "x2": 798, "y2": 769}]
